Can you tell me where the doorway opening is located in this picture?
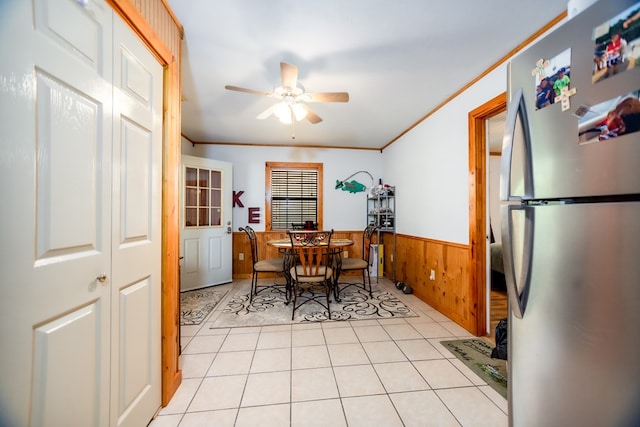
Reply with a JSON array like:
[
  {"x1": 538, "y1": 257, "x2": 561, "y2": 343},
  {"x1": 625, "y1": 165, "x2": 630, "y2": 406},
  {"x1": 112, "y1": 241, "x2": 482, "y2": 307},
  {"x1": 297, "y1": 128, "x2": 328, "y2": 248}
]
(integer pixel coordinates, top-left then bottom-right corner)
[
  {"x1": 468, "y1": 92, "x2": 507, "y2": 339},
  {"x1": 486, "y1": 110, "x2": 508, "y2": 343}
]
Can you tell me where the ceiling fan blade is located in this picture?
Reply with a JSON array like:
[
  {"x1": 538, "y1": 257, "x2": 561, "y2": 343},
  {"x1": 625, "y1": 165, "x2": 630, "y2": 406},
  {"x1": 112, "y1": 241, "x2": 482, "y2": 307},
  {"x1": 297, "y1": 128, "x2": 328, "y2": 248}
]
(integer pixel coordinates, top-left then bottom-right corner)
[
  {"x1": 280, "y1": 62, "x2": 298, "y2": 90},
  {"x1": 225, "y1": 85, "x2": 272, "y2": 97},
  {"x1": 301, "y1": 104, "x2": 323, "y2": 124},
  {"x1": 256, "y1": 105, "x2": 274, "y2": 120},
  {"x1": 305, "y1": 92, "x2": 349, "y2": 103}
]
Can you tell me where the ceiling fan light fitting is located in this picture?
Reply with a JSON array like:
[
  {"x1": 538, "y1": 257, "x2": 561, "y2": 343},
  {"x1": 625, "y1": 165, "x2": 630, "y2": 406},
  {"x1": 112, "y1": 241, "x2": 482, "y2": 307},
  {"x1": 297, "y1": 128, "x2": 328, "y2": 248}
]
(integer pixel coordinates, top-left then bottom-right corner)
[
  {"x1": 225, "y1": 62, "x2": 343, "y2": 128},
  {"x1": 274, "y1": 102, "x2": 307, "y2": 123}
]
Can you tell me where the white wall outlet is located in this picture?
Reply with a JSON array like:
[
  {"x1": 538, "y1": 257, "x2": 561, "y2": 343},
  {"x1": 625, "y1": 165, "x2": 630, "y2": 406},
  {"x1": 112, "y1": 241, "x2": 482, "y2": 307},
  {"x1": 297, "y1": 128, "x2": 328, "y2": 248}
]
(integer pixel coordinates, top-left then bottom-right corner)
[
  {"x1": 239, "y1": 253, "x2": 244, "y2": 261},
  {"x1": 343, "y1": 251, "x2": 348, "y2": 258},
  {"x1": 429, "y1": 269, "x2": 435, "y2": 281}
]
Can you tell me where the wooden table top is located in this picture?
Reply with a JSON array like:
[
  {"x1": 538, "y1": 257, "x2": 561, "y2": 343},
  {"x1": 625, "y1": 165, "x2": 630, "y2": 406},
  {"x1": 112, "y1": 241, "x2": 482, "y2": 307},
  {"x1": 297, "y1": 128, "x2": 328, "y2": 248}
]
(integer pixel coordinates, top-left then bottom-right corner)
[{"x1": 266, "y1": 238, "x2": 354, "y2": 248}]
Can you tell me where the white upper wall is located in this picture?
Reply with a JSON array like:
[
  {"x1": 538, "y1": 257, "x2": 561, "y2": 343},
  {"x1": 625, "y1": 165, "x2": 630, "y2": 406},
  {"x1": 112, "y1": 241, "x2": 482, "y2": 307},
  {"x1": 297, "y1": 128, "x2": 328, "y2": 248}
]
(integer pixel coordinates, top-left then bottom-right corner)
[
  {"x1": 182, "y1": 142, "x2": 384, "y2": 231},
  {"x1": 382, "y1": 13, "x2": 566, "y2": 245},
  {"x1": 383, "y1": 66, "x2": 507, "y2": 245}
]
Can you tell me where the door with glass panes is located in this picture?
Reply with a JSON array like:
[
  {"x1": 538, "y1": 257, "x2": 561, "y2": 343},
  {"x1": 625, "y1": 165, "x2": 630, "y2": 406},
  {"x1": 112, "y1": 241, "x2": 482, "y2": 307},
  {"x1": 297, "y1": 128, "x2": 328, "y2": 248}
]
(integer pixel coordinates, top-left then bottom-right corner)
[{"x1": 180, "y1": 155, "x2": 233, "y2": 290}]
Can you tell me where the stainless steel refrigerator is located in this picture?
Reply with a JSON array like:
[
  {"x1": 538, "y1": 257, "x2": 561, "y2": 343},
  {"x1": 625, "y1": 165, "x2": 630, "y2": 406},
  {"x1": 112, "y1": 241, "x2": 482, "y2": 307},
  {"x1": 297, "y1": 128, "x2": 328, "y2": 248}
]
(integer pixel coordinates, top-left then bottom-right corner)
[{"x1": 500, "y1": 0, "x2": 640, "y2": 426}]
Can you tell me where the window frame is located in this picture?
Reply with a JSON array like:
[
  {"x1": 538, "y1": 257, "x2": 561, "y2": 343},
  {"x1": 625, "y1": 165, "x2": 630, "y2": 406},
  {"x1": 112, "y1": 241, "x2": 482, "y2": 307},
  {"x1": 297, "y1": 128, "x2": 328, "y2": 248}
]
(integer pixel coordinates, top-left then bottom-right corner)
[{"x1": 265, "y1": 162, "x2": 323, "y2": 231}]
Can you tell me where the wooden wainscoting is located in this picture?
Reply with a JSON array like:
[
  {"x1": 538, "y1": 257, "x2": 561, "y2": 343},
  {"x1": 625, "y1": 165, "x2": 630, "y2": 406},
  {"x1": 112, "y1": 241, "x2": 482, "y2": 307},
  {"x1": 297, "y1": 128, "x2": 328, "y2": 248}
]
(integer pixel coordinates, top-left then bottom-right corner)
[{"x1": 394, "y1": 234, "x2": 476, "y2": 334}]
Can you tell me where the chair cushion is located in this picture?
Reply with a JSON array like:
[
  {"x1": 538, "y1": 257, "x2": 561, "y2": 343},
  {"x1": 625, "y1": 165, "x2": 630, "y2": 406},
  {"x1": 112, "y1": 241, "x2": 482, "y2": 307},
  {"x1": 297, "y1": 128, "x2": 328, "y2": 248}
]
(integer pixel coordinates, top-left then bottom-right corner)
[
  {"x1": 254, "y1": 258, "x2": 284, "y2": 272},
  {"x1": 290, "y1": 266, "x2": 333, "y2": 282},
  {"x1": 340, "y1": 258, "x2": 368, "y2": 270}
]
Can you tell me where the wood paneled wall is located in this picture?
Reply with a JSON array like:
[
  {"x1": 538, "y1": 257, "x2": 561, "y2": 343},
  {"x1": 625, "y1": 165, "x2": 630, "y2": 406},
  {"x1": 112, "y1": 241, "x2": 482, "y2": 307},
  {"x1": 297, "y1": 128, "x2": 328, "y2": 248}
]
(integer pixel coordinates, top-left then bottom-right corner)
[
  {"x1": 394, "y1": 234, "x2": 474, "y2": 332},
  {"x1": 232, "y1": 230, "x2": 475, "y2": 334}
]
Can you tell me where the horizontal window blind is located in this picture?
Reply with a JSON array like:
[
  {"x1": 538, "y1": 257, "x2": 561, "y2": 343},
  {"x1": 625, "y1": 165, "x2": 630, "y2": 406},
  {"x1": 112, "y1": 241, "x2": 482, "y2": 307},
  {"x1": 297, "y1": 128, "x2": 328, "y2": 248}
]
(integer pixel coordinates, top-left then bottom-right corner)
[{"x1": 271, "y1": 169, "x2": 318, "y2": 230}]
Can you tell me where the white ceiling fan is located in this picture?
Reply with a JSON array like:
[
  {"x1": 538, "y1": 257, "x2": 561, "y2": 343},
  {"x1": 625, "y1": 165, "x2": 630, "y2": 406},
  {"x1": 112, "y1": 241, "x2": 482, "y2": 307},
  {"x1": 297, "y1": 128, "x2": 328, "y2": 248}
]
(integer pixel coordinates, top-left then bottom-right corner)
[{"x1": 225, "y1": 62, "x2": 349, "y2": 139}]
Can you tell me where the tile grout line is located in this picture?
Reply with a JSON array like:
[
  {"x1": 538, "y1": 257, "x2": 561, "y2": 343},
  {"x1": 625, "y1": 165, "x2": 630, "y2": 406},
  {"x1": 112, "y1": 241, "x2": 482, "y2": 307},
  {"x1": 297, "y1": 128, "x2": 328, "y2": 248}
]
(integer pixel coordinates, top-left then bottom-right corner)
[{"x1": 173, "y1": 277, "x2": 506, "y2": 425}]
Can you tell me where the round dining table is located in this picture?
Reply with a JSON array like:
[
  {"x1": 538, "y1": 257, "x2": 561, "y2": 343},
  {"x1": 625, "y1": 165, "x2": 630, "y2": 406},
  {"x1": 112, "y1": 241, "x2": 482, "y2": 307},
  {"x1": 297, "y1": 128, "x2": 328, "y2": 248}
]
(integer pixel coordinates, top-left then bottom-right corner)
[
  {"x1": 266, "y1": 238, "x2": 354, "y2": 249},
  {"x1": 267, "y1": 237, "x2": 354, "y2": 301}
]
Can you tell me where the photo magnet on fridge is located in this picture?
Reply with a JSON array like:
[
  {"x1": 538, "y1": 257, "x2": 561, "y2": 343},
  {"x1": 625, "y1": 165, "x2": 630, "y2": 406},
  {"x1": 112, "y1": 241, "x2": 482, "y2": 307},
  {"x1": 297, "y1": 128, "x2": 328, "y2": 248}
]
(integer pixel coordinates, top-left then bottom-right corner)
[
  {"x1": 534, "y1": 48, "x2": 572, "y2": 111},
  {"x1": 592, "y1": 1, "x2": 640, "y2": 84},
  {"x1": 577, "y1": 89, "x2": 640, "y2": 144}
]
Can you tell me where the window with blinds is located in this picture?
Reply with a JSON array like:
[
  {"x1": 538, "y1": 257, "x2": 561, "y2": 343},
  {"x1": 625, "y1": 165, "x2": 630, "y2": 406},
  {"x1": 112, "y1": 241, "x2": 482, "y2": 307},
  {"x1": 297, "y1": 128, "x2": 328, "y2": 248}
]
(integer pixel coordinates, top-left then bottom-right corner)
[{"x1": 270, "y1": 169, "x2": 318, "y2": 230}]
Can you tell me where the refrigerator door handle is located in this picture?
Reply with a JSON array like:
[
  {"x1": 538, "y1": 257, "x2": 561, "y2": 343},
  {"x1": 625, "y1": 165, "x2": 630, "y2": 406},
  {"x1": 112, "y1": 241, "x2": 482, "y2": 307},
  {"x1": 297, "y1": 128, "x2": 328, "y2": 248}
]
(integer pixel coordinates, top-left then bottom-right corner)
[
  {"x1": 500, "y1": 86, "x2": 533, "y2": 202},
  {"x1": 501, "y1": 203, "x2": 533, "y2": 318}
]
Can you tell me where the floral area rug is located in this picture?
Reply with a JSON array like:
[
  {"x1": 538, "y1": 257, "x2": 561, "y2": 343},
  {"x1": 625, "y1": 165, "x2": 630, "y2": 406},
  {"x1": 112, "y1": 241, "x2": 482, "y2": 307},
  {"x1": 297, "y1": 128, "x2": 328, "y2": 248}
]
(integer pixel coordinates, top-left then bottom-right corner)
[
  {"x1": 441, "y1": 338, "x2": 508, "y2": 398},
  {"x1": 209, "y1": 282, "x2": 417, "y2": 329},
  {"x1": 180, "y1": 286, "x2": 229, "y2": 325}
]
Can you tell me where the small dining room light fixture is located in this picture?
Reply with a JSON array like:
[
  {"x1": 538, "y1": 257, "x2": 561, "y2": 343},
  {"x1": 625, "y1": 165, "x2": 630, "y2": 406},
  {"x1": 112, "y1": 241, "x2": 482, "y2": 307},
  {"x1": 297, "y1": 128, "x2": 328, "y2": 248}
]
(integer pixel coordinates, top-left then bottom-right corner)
[{"x1": 335, "y1": 170, "x2": 374, "y2": 193}]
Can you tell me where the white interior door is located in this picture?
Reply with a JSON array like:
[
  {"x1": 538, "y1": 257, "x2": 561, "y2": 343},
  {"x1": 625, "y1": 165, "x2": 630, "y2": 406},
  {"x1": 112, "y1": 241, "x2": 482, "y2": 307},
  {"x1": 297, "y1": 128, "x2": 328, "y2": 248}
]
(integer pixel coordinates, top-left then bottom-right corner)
[
  {"x1": 181, "y1": 155, "x2": 233, "y2": 290},
  {"x1": 110, "y1": 15, "x2": 162, "y2": 427},
  {"x1": 0, "y1": 1, "x2": 113, "y2": 424},
  {"x1": 0, "y1": 1, "x2": 161, "y2": 426}
]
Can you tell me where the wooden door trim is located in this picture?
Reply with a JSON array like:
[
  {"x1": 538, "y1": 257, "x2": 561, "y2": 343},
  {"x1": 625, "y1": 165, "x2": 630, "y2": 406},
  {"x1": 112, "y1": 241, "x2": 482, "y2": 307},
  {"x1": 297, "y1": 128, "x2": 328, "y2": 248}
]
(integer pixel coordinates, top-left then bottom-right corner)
[
  {"x1": 107, "y1": 0, "x2": 174, "y2": 64},
  {"x1": 468, "y1": 92, "x2": 506, "y2": 336}
]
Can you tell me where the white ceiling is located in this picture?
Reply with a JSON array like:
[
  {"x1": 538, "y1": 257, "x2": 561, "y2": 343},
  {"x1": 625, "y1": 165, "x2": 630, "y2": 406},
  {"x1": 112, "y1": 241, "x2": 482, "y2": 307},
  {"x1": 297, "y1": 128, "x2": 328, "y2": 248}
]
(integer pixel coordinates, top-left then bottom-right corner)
[{"x1": 168, "y1": 0, "x2": 568, "y2": 150}]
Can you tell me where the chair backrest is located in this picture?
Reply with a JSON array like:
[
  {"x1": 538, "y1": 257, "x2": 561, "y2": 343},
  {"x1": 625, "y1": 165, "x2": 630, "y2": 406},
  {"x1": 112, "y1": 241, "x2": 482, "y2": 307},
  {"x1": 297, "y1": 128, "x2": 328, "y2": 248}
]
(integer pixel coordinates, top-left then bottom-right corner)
[
  {"x1": 291, "y1": 222, "x2": 318, "y2": 230},
  {"x1": 239, "y1": 226, "x2": 259, "y2": 264},
  {"x1": 363, "y1": 225, "x2": 378, "y2": 262},
  {"x1": 287, "y1": 230, "x2": 333, "y2": 278}
]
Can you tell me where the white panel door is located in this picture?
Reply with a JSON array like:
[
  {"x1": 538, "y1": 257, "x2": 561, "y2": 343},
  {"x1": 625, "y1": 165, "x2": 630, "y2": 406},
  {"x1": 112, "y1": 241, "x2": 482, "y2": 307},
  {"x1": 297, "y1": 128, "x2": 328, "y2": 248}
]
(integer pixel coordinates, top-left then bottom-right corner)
[
  {"x1": 0, "y1": 1, "x2": 162, "y2": 426},
  {"x1": 0, "y1": 0, "x2": 113, "y2": 425},
  {"x1": 181, "y1": 155, "x2": 233, "y2": 290},
  {"x1": 110, "y1": 16, "x2": 162, "y2": 427}
]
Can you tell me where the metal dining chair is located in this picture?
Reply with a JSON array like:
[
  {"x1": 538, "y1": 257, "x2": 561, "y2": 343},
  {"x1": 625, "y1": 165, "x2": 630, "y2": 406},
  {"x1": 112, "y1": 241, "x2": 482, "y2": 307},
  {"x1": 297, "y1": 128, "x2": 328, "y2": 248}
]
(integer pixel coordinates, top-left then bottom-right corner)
[
  {"x1": 333, "y1": 225, "x2": 377, "y2": 301},
  {"x1": 240, "y1": 226, "x2": 288, "y2": 303},
  {"x1": 287, "y1": 229, "x2": 334, "y2": 320}
]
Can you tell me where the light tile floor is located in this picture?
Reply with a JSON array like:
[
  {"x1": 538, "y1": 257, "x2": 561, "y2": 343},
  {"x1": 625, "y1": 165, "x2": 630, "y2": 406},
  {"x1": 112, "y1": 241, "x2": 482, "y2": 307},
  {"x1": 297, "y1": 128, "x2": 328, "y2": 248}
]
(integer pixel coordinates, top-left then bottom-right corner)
[{"x1": 150, "y1": 278, "x2": 507, "y2": 427}]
